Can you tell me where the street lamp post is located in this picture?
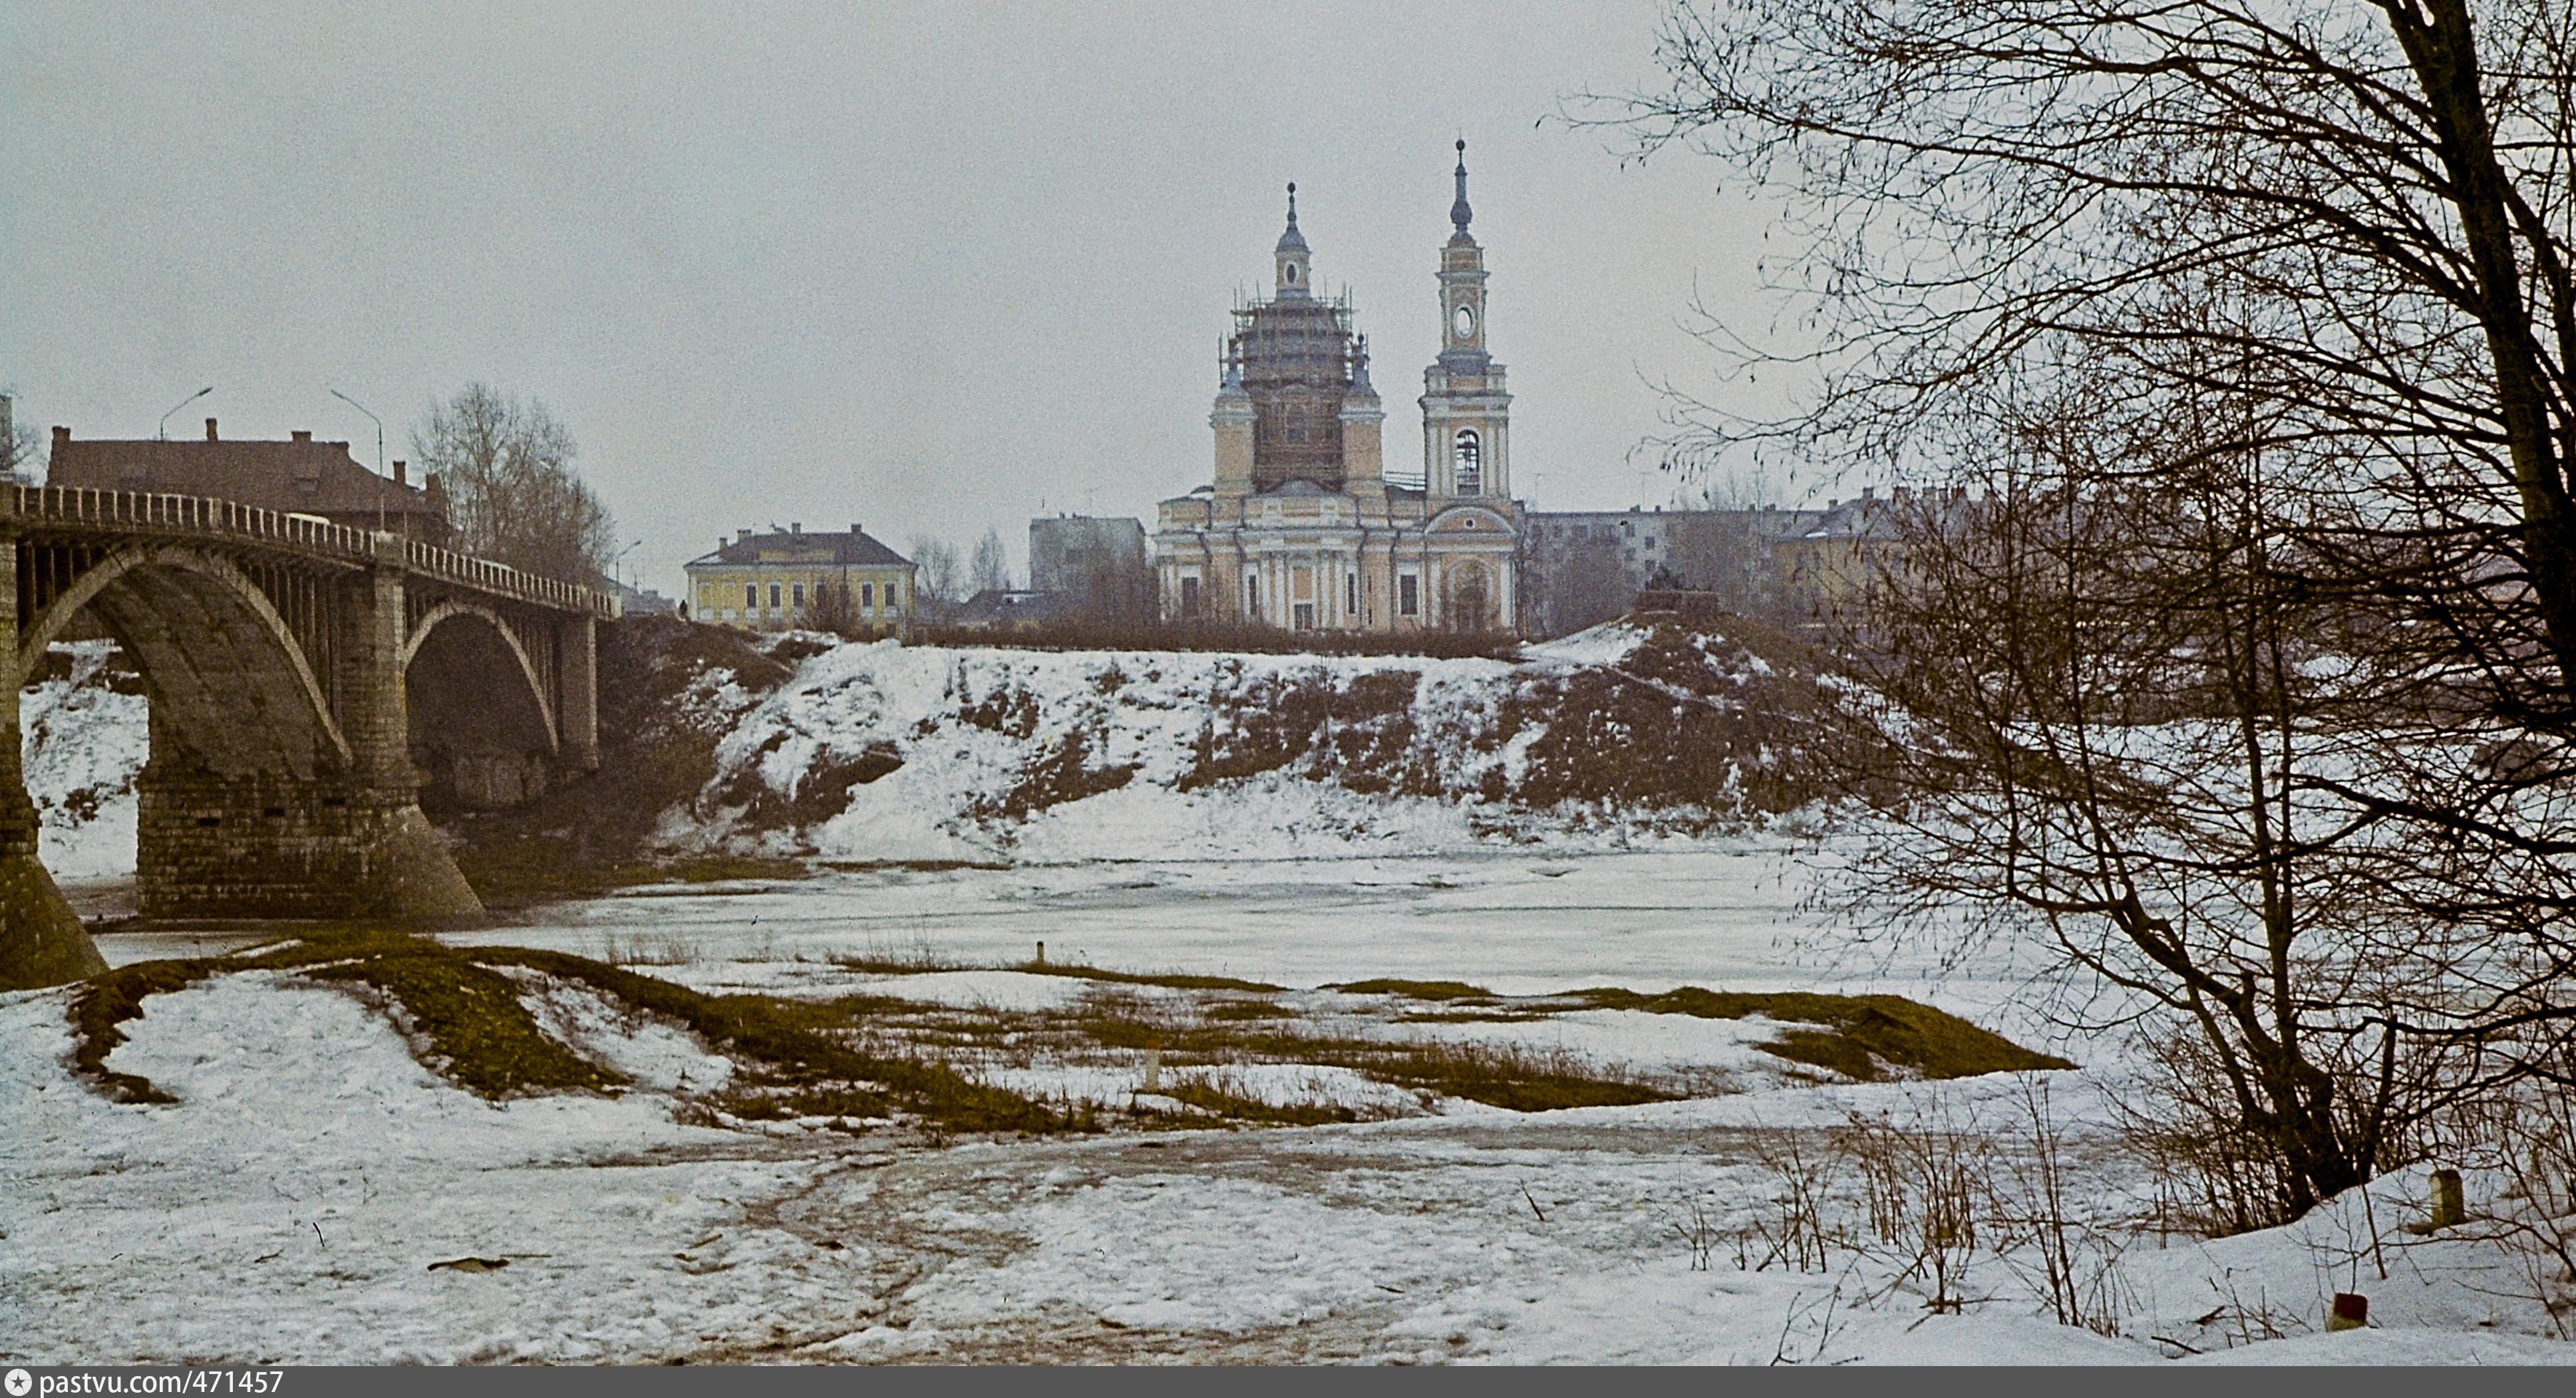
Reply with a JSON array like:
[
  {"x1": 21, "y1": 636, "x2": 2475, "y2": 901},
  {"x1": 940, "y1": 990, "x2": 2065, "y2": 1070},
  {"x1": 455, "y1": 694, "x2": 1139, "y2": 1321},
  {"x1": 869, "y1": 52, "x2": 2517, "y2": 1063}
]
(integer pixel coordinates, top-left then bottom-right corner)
[
  {"x1": 327, "y1": 388, "x2": 387, "y2": 532},
  {"x1": 158, "y1": 386, "x2": 214, "y2": 440}
]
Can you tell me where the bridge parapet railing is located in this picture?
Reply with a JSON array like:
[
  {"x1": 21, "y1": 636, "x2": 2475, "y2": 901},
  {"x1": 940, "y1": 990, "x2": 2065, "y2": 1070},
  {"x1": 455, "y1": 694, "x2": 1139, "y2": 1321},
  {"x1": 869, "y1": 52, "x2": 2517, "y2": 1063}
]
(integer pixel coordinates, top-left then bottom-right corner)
[
  {"x1": 5, "y1": 484, "x2": 379, "y2": 560},
  {"x1": 402, "y1": 539, "x2": 617, "y2": 618},
  {"x1": 3, "y1": 485, "x2": 616, "y2": 618}
]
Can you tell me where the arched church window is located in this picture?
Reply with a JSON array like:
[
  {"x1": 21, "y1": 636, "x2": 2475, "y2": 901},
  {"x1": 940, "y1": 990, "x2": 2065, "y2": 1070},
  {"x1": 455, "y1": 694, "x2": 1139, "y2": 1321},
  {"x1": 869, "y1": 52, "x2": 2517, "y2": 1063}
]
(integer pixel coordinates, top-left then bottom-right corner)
[{"x1": 1454, "y1": 430, "x2": 1482, "y2": 495}]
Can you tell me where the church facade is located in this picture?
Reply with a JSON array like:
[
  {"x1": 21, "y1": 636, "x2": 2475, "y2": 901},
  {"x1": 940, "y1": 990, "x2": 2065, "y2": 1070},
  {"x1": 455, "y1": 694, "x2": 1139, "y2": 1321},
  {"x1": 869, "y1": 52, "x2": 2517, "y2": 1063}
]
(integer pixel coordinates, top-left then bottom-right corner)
[{"x1": 1153, "y1": 144, "x2": 1522, "y2": 635}]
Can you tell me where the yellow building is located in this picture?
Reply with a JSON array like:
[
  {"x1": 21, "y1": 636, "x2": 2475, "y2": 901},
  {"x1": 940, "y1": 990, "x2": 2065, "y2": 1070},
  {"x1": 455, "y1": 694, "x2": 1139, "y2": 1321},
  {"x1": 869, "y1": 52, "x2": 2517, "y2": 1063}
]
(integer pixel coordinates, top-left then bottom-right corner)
[{"x1": 685, "y1": 523, "x2": 916, "y2": 636}]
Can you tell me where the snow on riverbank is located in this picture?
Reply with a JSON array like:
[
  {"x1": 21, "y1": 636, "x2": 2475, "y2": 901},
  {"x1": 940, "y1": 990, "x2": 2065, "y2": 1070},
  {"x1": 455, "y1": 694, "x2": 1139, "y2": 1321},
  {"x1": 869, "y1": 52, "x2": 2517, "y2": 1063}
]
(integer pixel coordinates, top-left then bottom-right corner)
[
  {"x1": 0, "y1": 971, "x2": 848, "y2": 1364},
  {"x1": 677, "y1": 620, "x2": 1840, "y2": 864},
  {"x1": 7, "y1": 952, "x2": 2567, "y2": 1363},
  {"x1": 22, "y1": 640, "x2": 147, "y2": 879},
  {"x1": 17, "y1": 619, "x2": 1832, "y2": 880}
]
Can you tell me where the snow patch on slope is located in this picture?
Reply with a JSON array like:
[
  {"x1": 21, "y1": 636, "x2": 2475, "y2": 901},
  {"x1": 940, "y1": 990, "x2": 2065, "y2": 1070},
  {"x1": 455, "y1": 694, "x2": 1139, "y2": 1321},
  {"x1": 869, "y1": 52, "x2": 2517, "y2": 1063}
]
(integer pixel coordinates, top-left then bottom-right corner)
[
  {"x1": 679, "y1": 634, "x2": 1832, "y2": 863},
  {"x1": 23, "y1": 640, "x2": 148, "y2": 879}
]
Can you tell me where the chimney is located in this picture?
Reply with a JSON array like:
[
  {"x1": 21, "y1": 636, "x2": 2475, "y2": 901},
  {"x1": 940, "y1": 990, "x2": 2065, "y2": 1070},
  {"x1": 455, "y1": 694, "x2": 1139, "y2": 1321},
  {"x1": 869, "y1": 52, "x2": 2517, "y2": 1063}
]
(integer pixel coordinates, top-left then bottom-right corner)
[
  {"x1": 54, "y1": 425, "x2": 71, "y2": 449},
  {"x1": 206, "y1": 418, "x2": 219, "y2": 440},
  {"x1": 850, "y1": 523, "x2": 863, "y2": 536},
  {"x1": 291, "y1": 430, "x2": 312, "y2": 443},
  {"x1": 1861, "y1": 486, "x2": 1875, "y2": 500},
  {"x1": 736, "y1": 528, "x2": 752, "y2": 543},
  {"x1": 393, "y1": 460, "x2": 407, "y2": 486},
  {"x1": 790, "y1": 521, "x2": 802, "y2": 534}
]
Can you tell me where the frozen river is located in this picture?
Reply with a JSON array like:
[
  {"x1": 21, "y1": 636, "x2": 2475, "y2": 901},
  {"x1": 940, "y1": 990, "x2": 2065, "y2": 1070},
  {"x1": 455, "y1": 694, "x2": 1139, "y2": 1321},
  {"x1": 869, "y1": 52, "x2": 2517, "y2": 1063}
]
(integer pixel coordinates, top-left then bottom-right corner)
[{"x1": 94, "y1": 841, "x2": 2067, "y2": 1046}]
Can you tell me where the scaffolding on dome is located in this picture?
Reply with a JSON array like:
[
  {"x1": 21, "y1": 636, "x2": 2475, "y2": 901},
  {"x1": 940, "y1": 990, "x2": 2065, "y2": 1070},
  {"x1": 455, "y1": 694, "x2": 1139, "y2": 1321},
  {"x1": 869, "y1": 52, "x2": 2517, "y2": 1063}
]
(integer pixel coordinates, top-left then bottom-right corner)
[{"x1": 1223, "y1": 286, "x2": 1364, "y2": 489}]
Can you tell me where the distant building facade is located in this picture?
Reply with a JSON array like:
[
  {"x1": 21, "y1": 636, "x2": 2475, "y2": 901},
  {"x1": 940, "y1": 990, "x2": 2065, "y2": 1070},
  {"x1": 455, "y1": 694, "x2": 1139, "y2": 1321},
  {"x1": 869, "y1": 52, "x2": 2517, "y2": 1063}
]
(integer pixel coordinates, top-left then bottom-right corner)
[
  {"x1": 47, "y1": 418, "x2": 452, "y2": 544},
  {"x1": 685, "y1": 524, "x2": 915, "y2": 636},
  {"x1": 1154, "y1": 144, "x2": 1522, "y2": 636},
  {"x1": 1516, "y1": 489, "x2": 1956, "y2": 637},
  {"x1": 1772, "y1": 488, "x2": 1936, "y2": 623},
  {"x1": 1029, "y1": 515, "x2": 1153, "y2": 625},
  {"x1": 614, "y1": 580, "x2": 681, "y2": 617},
  {"x1": 1518, "y1": 505, "x2": 1826, "y2": 637}
]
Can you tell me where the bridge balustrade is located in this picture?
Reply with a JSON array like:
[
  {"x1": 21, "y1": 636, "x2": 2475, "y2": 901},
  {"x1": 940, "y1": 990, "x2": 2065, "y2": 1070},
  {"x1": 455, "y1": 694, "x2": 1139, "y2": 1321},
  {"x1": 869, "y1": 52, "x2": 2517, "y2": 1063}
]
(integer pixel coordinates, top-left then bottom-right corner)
[{"x1": 4, "y1": 484, "x2": 618, "y2": 619}]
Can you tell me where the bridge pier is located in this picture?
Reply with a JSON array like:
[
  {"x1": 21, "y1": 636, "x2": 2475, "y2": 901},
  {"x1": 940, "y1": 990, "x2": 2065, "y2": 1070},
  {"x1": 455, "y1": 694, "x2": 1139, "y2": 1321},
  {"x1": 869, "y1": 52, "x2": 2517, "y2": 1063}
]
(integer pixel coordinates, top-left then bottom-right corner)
[
  {"x1": 0, "y1": 537, "x2": 106, "y2": 991},
  {"x1": 136, "y1": 770, "x2": 480, "y2": 920},
  {"x1": 135, "y1": 535, "x2": 482, "y2": 924},
  {"x1": 0, "y1": 702, "x2": 104, "y2": 991}
]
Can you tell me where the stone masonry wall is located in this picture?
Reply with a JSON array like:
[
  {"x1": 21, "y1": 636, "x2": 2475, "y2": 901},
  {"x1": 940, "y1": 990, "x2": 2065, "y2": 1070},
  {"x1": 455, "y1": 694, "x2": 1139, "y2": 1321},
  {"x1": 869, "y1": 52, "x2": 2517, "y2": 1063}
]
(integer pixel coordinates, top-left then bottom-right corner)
[{"x1": 138, "y1": 768, "x2": 480, "y2": 920}]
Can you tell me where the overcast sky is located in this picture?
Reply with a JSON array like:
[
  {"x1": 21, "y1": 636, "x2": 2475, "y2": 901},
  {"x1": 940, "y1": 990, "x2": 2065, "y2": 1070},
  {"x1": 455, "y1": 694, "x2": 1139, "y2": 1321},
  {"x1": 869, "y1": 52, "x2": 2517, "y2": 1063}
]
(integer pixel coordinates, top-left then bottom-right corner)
[{"x1": 1, "y1": 1, "x2": 1815, "y2": 596}]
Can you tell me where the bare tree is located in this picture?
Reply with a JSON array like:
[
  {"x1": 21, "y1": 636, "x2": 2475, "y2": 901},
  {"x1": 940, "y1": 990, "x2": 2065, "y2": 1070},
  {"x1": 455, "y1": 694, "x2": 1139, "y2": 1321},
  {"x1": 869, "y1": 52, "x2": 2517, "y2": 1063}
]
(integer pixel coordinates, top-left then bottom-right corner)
[
  {"x1": 1611, "y1": 0, "x2": 2575, "y2": 708},
  {"x1": 1613, "y1": 0, "x2": 2576, "y2": 1215},
  {"x1": 1850, "y1": 366, "x2": 2543, "y2": 1220},
  {"x1": 968, "y1": 526, "x2": 1012, "y2": 595},
  {"x1": 907, "y1": 535, "x2": 963, "y2": 607},
  {"x1": 1, "y1": 392, "x2": 42, "y2": 485},
  {"x1": 410, "y1": 382, "x2": 616, "y2": 583},
  {"x1": 804, "y1": 578, "x2": 858, "y2": 638}
]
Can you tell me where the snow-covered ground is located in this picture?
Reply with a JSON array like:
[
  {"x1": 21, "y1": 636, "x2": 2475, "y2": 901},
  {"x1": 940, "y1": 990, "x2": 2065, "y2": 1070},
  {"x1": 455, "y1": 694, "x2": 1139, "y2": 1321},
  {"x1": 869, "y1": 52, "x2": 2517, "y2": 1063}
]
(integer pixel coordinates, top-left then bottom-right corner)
[
  {"x1": 22, "y1": 640, "x2": 146, "y2": 880},
  {"x1": 11, "y1": 847, "x2": 2571, "y2": 1365},
  {"x1": 9, "y1": 634, "x2": 2569, "y2": 1364},
  {"x1": 673, "y1": 624, "x2": 1832, "y2": 864}
]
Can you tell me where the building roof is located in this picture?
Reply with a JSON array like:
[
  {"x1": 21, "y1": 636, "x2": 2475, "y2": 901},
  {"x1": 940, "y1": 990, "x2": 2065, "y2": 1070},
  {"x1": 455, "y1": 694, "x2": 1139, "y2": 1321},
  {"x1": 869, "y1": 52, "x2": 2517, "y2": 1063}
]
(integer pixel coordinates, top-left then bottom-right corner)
[
  {"x1": 948, "y1": 588, "x2": 1076, "y2": 628},
  {"x1": 1787, "y1": 488, "x2": 1977, "y2": 542},
  {"x1": 1526, "y1": 506, "x2": 1828, "y2": 539},
  {"x1": 687, "y1": 525, "x2": 911, "y2": 569},
  {"x1": 47, "y1": 426, "x2": 439, "y2": 521}
]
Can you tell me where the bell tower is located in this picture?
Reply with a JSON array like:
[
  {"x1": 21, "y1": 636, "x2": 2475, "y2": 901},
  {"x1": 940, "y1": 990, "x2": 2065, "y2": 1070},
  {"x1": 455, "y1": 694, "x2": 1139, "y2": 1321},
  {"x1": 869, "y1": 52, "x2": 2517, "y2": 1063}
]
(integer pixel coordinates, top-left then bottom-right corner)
[{"x1": 1421, "y1": 142, "x2": 1510, "y2": 501}]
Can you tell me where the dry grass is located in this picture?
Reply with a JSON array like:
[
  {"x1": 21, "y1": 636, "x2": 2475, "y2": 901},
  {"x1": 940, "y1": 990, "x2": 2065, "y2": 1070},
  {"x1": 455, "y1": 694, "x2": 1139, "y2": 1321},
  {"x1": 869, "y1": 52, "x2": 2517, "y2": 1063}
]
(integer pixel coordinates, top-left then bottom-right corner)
[
  {"x1": 67, "y1": 932, "x2": 1076, "y2": 1134},
  {"x1": 1014, "y1": 961, "x2": 1283, "y2": 994},
  {"x1": 1332, "y1": 979, "x2": 1497, "y2": 1002},
  {"x1": 1569, "y1": 986, "x2": 2075, "y2": 1080},
  {"x1": 1154, "y1": 1072, "x2": 1364, "y2": 1127},
  {"x1": 65, "y1": 937, "x2": 2071, "y2": 1143}
]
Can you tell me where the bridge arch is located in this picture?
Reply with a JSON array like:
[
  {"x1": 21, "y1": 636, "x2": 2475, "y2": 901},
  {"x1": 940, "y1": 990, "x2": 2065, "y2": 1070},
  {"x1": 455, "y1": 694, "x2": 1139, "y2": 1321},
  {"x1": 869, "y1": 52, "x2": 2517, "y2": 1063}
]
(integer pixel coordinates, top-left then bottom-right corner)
[
  {"x1": 403, "y1": 600, "x2": 559, "y2": 811},
  {"x1": 18, "y1": 544, "x2": 351, "y2": 778}
]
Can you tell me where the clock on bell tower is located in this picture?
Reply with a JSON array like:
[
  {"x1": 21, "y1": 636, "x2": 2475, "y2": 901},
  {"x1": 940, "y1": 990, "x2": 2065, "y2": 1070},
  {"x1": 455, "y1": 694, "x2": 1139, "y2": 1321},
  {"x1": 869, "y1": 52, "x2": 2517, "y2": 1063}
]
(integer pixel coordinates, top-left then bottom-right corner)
[{"x1": 1422, "y1": 141, "x2": 1509, "y2": 500}]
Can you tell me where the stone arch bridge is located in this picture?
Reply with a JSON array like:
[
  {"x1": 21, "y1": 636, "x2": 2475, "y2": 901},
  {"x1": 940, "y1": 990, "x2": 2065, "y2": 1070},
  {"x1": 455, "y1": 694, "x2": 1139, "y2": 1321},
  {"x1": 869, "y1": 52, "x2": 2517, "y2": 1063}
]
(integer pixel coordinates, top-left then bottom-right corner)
[{"x1": 0, "y1": 485, "x2": 614, "y2": 989}]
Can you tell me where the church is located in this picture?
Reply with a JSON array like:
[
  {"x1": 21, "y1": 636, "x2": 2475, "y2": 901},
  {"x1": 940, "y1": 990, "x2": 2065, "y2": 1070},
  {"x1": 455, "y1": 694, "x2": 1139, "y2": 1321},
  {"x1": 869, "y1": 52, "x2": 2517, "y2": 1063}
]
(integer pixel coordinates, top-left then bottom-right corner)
[{"x1": 1152, "y1": 144, "x2": 1522, "y2": 635}]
